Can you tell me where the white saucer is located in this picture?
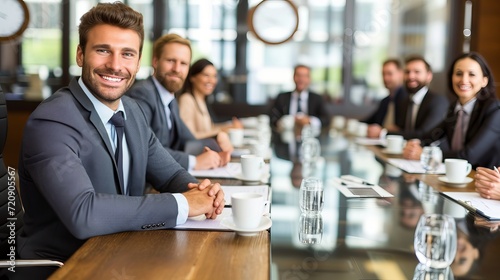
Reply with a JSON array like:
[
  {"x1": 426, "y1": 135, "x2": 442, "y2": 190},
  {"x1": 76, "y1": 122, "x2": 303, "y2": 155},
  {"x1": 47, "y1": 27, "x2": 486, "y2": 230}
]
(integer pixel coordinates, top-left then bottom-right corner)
[
  {"x1": 220, "y1": 216, "x2": 272, "y2": 236},
  {"x1": 438, "y1": 176, "x2": 473, "y2": 186},
  {"x1": 234, "y1": 172, "x2": 269, "y2": 184},
  {"x1": 382, "y1": 148, "x2": 402, "y2": 155}
]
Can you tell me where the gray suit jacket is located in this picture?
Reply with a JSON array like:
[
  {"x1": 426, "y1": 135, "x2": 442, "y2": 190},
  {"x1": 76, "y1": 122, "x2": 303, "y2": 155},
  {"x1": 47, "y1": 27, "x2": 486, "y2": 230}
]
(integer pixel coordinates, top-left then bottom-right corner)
[
  {"x1": 18, "y1": 78, "x2": 197, "y2": 262},
  {"x1": 127, "y1": 77, "x2": 220, "y2": 169}
]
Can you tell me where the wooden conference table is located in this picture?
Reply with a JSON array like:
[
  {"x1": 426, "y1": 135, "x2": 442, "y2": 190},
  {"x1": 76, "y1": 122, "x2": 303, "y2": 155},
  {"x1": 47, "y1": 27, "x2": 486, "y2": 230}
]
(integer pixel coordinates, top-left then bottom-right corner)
[{"x1": 50, "y1": 130, "x2": 500, "y2": 279}]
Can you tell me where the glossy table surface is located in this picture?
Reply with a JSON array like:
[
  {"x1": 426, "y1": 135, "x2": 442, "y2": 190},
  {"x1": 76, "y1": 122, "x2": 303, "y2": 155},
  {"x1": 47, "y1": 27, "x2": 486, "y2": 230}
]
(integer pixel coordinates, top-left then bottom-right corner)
[
  {"x1": 50, "y1": 129, "x2": 500, "y2": 279},
  {"x1": 269, "y1": 130, "x2": 500, "y2": 280}
]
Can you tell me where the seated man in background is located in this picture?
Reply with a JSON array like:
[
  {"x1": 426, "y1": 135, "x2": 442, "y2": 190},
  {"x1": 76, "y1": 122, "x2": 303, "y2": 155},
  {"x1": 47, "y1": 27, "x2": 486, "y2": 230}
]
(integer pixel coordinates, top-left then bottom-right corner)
[
  {"x1": 367, "y1": 55, "x2": 449, "y2": 139},
  {"x1": 128, "y1": 34, "x2": 232, "y2": 170},
  {"x1": 365, "y1": 58, "x2": 407, "y2": 137},
  {"x1": 269, "y1": 64, "x2": 330, "y2": 137},
  {"x1": 16, "y1": 3, "x2": 224, "y2": 278}
]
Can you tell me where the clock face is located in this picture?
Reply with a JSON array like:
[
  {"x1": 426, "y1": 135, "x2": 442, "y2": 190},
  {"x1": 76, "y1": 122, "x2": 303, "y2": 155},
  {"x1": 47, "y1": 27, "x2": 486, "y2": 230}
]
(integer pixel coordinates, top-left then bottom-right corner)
[
  {"x1": 0, "y1": 0, "x2": 30, "y2": 41},
  {"x1": 249, "y1": 0, "x2": 299, "y2": 45}
]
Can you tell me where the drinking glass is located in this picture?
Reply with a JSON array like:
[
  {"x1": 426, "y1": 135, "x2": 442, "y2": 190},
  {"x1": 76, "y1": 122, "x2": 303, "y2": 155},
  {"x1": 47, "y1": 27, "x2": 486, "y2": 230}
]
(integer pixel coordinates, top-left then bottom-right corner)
[
  {"x1": 299, "y1": 177, "x2": 324, "y2": 213},
  {"x1": 413, "y1": 263, "x2": 454, "y2": 280},
  {"x1": 299, "y1": 212, "x2": 323, "y2": 244},
  {"x1": 414, "y1": 214, "x2": 457, "y2": 269},
  {"x1": 420, "y1": 146, "x2": 443, "y2": 173},
  {"x1": 300, "y1": 137, "x2": 321, "y2": 163}
]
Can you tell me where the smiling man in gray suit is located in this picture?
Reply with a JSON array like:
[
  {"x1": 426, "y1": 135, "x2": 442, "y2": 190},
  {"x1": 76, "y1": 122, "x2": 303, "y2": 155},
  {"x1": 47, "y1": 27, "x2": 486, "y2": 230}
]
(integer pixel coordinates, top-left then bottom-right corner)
[
  {"x1": 15, "y1": 3, "x2": 224, "y2": 278},
  {"x1": 127, "y1": 34, "x2": 233, "y2": 171}
]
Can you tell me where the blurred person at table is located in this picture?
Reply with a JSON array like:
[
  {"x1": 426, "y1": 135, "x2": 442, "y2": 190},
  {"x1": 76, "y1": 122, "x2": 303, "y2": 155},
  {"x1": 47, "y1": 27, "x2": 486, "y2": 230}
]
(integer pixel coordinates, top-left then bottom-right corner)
[
  {"x1": 177, "y1": 58, "x2": 243, "y2": 139},
  {"x1": 127, "y1": 34, "x2": 233, "y2": 171},
  {"x1": 269, "y1": 64, "x2": 330, "y2": 136},
  {"x1": 403, "y1": 52, "x2": 500, "y2": 169},
  {"x1": 368, "y1": 55, "x2": 449, "y2": 139},
  {"x1": 15, "y1": 3, "x2": 224, "y2": 278},
  {"x1": 364, "y1": 58, "x2": 407, "y2": 138}
]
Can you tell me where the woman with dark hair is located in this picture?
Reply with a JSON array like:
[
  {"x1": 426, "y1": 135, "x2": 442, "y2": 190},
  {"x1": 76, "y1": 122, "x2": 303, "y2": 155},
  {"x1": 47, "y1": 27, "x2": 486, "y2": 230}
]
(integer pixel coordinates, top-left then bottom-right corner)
[
  {"x1": 403, "y1": 52, "x2": 500, "y2": 168},
  {"x1": 178, "y1": 58, "x2": 242, "y2": 139}
]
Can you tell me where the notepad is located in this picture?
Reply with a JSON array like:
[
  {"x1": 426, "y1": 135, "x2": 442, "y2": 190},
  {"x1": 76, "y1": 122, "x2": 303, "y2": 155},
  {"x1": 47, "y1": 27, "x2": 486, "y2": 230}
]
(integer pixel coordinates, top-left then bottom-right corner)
[
  {"x1": 441, "y1": 192, "x2": 500, "y2": 221},
  {"x1": 189, "y1": 162, "x2": 270, "y2": 179},
  {"x1": 331, "y1": 177, "x2": 394, "y2": 198},
  {"x1": 387, "y1": 158, "x2": 445, "y2": 174}
]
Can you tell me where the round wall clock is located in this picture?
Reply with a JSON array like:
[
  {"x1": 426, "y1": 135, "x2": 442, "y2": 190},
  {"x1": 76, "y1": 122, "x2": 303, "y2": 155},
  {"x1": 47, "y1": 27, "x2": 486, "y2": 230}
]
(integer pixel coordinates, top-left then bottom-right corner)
[
  {"x1": 248, "y1": 0, "x2": 299, "y2": 45},
  {"x1": 0, "y1": 0, "x2": 30, "y2": 42}
]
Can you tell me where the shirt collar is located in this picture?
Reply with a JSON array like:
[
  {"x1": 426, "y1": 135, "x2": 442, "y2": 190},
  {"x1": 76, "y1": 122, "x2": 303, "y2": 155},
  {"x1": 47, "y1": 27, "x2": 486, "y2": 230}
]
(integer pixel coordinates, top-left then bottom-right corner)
[
  {"x1": 454, "y1": 97, "x2": 477, "y2": 115},
  {"x1": 78, "y1": 78, "x2": 126, "y2": 125},
  {"x1": 152, "y1": 76, "x2": 175, "y2": 107},
  {"x1": 410, "y1": 86, "x2": 428, "y2": 106}
]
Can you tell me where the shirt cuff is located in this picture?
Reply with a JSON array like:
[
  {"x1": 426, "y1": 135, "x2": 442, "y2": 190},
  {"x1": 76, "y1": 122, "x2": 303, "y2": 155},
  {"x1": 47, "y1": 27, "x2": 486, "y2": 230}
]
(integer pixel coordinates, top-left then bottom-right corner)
[
  {"x1": 172, "y1": 193, "x2": 188, "y2": 225},
  {"x1": 188, "y1": 155, "x2": 196, "y2": 170}
]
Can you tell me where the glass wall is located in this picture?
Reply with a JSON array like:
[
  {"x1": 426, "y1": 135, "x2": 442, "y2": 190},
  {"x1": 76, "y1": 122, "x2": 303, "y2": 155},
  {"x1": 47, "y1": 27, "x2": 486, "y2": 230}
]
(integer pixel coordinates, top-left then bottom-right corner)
[{"x1": 1, "y1": 0, "x2": 451, "y2": 116}]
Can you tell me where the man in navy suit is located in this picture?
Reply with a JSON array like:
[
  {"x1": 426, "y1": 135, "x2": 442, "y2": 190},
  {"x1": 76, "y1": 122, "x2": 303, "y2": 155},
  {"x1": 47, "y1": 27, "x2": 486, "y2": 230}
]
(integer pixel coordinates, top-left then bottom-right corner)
[
  {"x1": 269, "y1": 64, "x2": 330, "y2": 136},
  {"x1": 127, "y1": 34, "x2": 232, "y2": 170},
  {"x1": 365, "y1": 58, "x2": 406, "y2": 137},
  {"x1": 367, "y1": 55, "x2": 449, "y2": 139},
  {"x1": 16, "y1": 3, "x2": 224, "y2": 278}
]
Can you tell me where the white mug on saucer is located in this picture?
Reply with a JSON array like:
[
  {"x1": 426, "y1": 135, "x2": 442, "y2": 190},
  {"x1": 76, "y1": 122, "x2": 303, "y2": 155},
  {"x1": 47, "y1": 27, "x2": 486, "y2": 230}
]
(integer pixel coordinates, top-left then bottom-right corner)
[
  {"x1": 444, "y1": 159, "x2": 472, "y2": 183},
  {"x1": 240, "y1": 155, "x2": 265, "y2": 181},
  {"x1": 228, "y1": 128, "x2": 244, "y2": 147},
  {"x1": 385, "y1": 135, "x2": 404, "y2": 154},
  {"x1": 231, "y1": 193, "x2": 265, "y2": 229}
]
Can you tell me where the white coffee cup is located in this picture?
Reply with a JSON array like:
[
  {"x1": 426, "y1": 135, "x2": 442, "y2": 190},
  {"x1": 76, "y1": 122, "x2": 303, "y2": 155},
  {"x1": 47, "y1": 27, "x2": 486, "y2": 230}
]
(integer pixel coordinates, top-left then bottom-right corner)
[
  {"x1": 231, "y1": 193, "x2": 264, "y2": 229},
  {"x1": 240, "y1": 155, "x2": 265, "y2": 181},
  {"x1": 444, "y1": 159, "x2": 472, "y2": 183},
  {"x1": 356, "y1": 122, "x2": 368, "y2": 137},
  {"x1": 386, "y1": 135, "x2": 404, "y2": 153},
  {"x1": 279, "y1": 115, "x2": 295, "y2": 131},
  {"x1": 346, "y1": 119, "x2": 359, "y2": 135},
  {"x1": 228, "y1": 128, "x2": 244, "y2": 147},
  {"x1": 332, "y1": 115, "x2": 346, "y2": 130},
  {"x1": 251, "y1": 143, "x2": 268, "y2": 158},
  {"x1": 258, "y1": 114, "x2": 270, "y2": 125}
]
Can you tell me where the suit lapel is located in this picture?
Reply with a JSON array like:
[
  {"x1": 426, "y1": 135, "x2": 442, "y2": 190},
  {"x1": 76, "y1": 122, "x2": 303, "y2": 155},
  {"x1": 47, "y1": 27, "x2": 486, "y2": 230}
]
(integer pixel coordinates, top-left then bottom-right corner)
[{"x1": 69, "y1": 78, "x2": 123, "y2": 194}]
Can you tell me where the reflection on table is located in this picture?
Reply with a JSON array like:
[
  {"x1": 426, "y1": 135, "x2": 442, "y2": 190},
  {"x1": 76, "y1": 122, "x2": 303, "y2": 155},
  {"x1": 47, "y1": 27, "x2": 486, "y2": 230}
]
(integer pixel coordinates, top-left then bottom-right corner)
[{"x1": 270, "y1": 128, "x2": 500, "y2": 279}]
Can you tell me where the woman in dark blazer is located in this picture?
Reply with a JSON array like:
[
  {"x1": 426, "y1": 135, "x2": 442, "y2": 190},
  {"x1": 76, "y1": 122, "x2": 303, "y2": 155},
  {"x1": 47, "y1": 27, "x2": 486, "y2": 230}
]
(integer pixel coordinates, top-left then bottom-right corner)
[{"x1": 403, "y1": 52, "x2": 500, "y2": 169}]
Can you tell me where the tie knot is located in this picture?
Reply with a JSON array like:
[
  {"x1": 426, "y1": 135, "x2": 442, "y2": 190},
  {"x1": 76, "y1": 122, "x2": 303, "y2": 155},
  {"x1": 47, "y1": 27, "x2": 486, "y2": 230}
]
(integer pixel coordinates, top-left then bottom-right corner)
[{"x1": 109, "y1": 111, "x2": 125, "y2": 127}]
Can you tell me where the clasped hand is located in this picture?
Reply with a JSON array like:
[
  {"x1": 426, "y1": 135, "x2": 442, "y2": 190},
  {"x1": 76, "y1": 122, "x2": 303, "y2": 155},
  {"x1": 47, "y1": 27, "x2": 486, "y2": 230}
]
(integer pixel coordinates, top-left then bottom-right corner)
[
  {"x1": 475, "y1": 167, "x2": 500, "y2": 200},
  {"x1": 183, "y1": 179, "x2": 224, "y2": 219}
]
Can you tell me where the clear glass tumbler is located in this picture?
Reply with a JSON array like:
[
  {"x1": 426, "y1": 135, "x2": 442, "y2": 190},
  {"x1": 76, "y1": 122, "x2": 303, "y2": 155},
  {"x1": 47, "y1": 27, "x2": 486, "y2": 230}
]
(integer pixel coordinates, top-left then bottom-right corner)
[
  {"x1": 299, "y1": 177, "x2": 324, "y2": 213},
  {"x1": 420, "y1": 146, "x2": 443, "y2": 173},
  {"x1": 298, "y1": 212, "x2": 323, "y2": 244},
  {"x1": 414, "y1": 214, "x2": 457, "y2": 269}
]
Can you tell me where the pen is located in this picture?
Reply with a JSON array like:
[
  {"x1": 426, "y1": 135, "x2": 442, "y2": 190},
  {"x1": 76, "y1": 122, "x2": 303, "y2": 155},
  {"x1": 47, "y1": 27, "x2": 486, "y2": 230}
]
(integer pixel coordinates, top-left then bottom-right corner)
[
  {"x1": 494, "y1": 166, "x2": 499, "y2": 174},
  {"x1": 457, "y1": 200, "x2": 490, "y2": 220}
]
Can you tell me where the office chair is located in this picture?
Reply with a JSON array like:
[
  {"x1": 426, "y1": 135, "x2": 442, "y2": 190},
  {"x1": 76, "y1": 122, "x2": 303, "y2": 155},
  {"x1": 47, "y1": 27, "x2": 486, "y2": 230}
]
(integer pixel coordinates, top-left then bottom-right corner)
[{"x1": 0, "y1": 86, "x2": 63, "y2": 275}]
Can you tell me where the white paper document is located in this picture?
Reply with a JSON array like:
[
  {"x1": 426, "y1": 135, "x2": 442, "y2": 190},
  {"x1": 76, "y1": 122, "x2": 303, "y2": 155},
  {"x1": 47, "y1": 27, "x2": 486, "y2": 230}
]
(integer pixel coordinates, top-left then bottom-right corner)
[
  {"x1": 355, "y1": 137, "x2": 386, "y2": 146},
  {"x1": 387, "y1": 158, "x2": 445, "y2": 174},
  {"x1": 331, "y1": 177, "x2": 394, "y2": 198},
  {"x1": 442, "y1": 192, "x2": 500, "y2": 221},
  {"x1": 189, "y1": 162, "x2": 270, "y2": 179},
  {"x1": 174, "y1": 185, "x2": 271, "y2": 231}
]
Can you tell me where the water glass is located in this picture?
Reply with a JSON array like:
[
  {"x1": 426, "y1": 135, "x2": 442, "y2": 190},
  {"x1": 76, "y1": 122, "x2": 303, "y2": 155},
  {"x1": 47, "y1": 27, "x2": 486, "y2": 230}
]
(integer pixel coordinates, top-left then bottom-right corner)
[
  {"x1": 299, "y1": 212, "x2": 323, "y2": 244},
  {"x1": 300, "y1": 137, "x2": 321, "y2": 163},
  {"x1": 420, "y1": 146, "x2": 443, "y2": 173},
  {"x1": 299, "y1": 177, "x2": 324, "y2": 213},
  {"x1": 413, "y1": 264, "x2": 454, "y2": 280},
  {"x1": 414, "y1": 214, "x2": 457, "y2": 269}
]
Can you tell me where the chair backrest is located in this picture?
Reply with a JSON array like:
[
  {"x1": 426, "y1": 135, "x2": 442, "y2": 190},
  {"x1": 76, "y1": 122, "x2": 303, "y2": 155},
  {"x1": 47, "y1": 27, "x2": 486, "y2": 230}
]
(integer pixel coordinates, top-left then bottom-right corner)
[{"x1": 0, "y1": 85, "x2": 24, "y2": 257}]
